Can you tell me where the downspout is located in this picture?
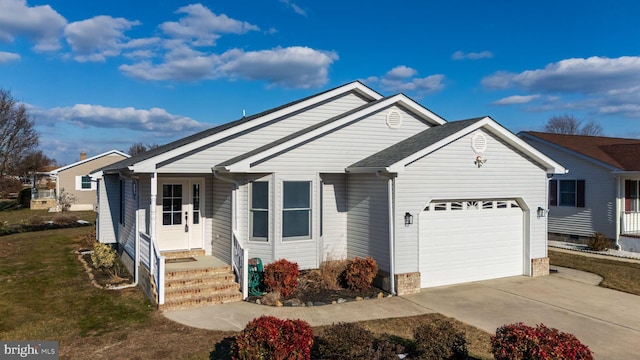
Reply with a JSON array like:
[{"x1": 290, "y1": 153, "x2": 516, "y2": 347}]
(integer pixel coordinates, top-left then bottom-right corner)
[
  {"x1": 377, "y1": 170, "x2": 396, "y2": 296},
  {"x1": 615, "y1": 176, "x2": 621, "y2": 250}
]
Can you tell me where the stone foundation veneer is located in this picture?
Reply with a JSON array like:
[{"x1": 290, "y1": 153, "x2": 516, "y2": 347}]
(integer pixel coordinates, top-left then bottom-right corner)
[
  {"x1": 531, "y1": 257, "x2": 550, "y2": 277},
  {"x1": 395, "y1": 272, "x2": 421, "y2": 295}
]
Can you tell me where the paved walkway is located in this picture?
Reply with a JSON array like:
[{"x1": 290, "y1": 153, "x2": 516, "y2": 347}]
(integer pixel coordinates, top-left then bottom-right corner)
[{"x1": 165, "y1": 248, "x2": 640, "y2": 359}]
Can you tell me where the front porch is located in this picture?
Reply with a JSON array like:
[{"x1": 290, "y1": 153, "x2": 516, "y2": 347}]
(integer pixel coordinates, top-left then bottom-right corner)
[{"x1": 160, "y1": 250, "x2": 243, "y2": 311}]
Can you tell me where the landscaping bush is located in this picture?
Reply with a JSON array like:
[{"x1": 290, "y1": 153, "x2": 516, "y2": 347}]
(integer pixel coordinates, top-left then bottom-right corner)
[
  {"x1": 587, "y1": 232, "x2": 610, "y2": 252},
  {"x1": 318, "y1": 259, "x2": 349, "y2": 290},
  {"x1": 231, "y1": 316, "x2": 313, "y2": 360},
  {"x1": 52, "y1": 213, "x2": 79, "y2": 226},
  {"x1": 313, "y1": 322, "x2": 374, "y2": 359},
  {"x1": 17, "y1": 188, "x2": 31, "y2": 208},
  {"x1": 413, "y1": 318, "x2": 468, "y2": 360},
  {"x1": 264, "y1": 259, "x2": 299, "y2": 298},
  {"x1": 344, "y1": 256, "x2": 378, "y2": 292},
  {"x1": 91, "y1": 242, "x2": 117, "y2": 270},
  {"x1": 491, "y1": 322, "x2": 593, "y2": 360}
]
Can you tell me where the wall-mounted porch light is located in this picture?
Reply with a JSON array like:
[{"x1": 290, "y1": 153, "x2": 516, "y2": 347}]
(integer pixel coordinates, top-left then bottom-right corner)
[
  {"x1": 537, "y1": 206, "x2": 547, "y2": 218},
  {"x1": 404, "y1": 212, "x2": 414, "y2": 226}
]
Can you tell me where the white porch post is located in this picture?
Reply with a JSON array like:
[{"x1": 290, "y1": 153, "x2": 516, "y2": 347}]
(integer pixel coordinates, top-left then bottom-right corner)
[{"x1": 150, "y1": 172, "x2": 157, "y2": 243}]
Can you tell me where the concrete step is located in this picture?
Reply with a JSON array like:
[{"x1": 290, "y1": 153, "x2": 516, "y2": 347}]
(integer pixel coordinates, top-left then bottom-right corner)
[
  {"x1": 161, "y1": 290, "x2": 243, "y2": 311},
  {"x1": 165, "y1": 283, "x2": 241, "y2": 302},
  {"x1": 165, "y1": 273, "x2": 237, "y2": 288},
  {"x1": 161, "y1": 249, "x2": 205, "y2": 260},
  {"x1": 165, "y1": 266, "x2": 234, "y2": 280}
]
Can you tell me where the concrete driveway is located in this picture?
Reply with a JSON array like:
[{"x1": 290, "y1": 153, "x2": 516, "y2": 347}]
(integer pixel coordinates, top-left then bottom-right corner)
[{"x1": 403, "y1": 268, "x2": 640, "y2": 360}]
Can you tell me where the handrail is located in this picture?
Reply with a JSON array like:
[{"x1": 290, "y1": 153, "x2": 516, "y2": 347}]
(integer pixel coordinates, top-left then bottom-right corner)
[
  {"x1": 232, "y1": 231, "x2": 248, "y2": 300},
  {"x1": 139, "y1": 231, "x2": 165, "y2": 305},
  {"x1": 622, "y1": 211, "x2": 640, "y2": 235},
  {"x1": 152, "y1": 236, "x2": 165, "y2": 305}
]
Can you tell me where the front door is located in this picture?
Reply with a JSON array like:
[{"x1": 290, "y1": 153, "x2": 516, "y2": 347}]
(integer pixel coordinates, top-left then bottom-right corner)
[{"x1": 157, "y1": 178, "x2": 204, "y2": 251}]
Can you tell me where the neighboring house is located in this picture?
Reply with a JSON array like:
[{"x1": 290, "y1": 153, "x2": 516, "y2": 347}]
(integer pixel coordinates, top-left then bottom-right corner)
[
  {"x1": 50, "y1": 150, "x2": 130, "y2": 211},
  {"x1": 520, "y1": 132, "x2": 640, "y2": 252},
  {"x1": 92, "y1": 81, "x2": 564, "y2": 308}
]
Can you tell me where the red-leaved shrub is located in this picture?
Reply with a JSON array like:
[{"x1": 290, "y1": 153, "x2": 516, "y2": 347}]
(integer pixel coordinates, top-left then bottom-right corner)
[
  {"x1": 344, "y1": 256, "x2": 378, "y2": 292},
  {"x1": 263, "y1": 259, "x2": 299, "y2": 298},
  {"x1": 491, "y1": 322, "x2": 593, "y2": 360},
  {"x1": 231, "y1": 316, "x2": 313, "y2": 360}
]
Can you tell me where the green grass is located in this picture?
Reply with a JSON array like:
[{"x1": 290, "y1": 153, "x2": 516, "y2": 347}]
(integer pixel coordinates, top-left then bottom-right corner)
[{"x1": 549, "y1": 249, "x2": 640, "y2": 295}]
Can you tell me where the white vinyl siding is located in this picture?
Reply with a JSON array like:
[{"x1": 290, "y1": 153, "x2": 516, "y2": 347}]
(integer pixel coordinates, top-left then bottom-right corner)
[
  {"x1": 157, "y1": 92, "x2": 370, "y2": 173},
  {"x1": 321, "y1": 174, "x2": 347, "y2": 261},
  {"x1": 346, "y1": 173, "x2": 390, "y2": 272},
  {"x1": 251, "y1": 106, "x2": 432, "y2": 173},
  {"x1": 525, "y1": 137, "x2": 616, "y2": 239},
  {"x1": 211, "y1": 177, "x2": 232, "y2": 263},
  {"x1": 394, "y1": 129, "x2": 547, "y2": 275},
  {"x1": 97, "y1": 175, "x2": 120, "y2": 244}
]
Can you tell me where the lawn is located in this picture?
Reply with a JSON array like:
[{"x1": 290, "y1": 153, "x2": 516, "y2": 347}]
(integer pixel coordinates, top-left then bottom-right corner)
[{"x1": 549, "y1": 249, "x2": 640, "y2": 296}]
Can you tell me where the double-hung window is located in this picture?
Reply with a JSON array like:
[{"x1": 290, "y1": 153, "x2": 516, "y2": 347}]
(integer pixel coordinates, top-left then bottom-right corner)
[
  {"x1": 549, "y1": 179, "x2": 585, "y2": 207},
  {"x1": 76, "y1": 175, "x2": 94, "y2": 190},
  {"x1": 282, "y1": 181, "x2": 311, "y2": 240},
  {"x1": 251, "y1": 182, "x2": 269, "y2": 241}
]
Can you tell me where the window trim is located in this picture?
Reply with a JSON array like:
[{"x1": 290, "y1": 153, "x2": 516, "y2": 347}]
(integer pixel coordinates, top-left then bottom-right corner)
[
  {"x1": 549, "y1": 179, "x2": 585, "y2": 208},
  {"x1": 282, "y1": 180, "x2": 312, "y2": 241},
  {"x1": 250, "y1": 181, "x2": 269, "y2": 242},
  {"x1": 626, "y1": 180, "x2": 639, "y2": 212},
  {"x1": 76, "y1": 175, "x2": 95, "y2": 191}
]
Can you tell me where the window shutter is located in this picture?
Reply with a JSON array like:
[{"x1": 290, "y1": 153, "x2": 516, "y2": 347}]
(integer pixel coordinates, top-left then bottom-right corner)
[
  {"x1": 576, "y1": 180, "x2": 586, "y2": 208},
  {"x1": 625, "y1": 180, "x2": 632, "y2": 212},
  {"x1": 549, "y1": 179, "x2": 557, "y2": 206},
  {"x1": 75, "y1": 176, "x2": 81, "y2": 190}
]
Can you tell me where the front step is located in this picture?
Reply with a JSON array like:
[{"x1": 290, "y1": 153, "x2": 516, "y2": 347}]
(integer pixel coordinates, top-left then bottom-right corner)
[{"x1": 159, "y1": 257, "x2": 243, "y2": 311}]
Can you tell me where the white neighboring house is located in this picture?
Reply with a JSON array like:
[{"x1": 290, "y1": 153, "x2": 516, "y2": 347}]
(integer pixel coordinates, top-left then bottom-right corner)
[
  {"x1": 520, "y1": 131, "x2": 640, "y2": 252},
  {"x1": 92, "y1": 81, "x2": 564, "y2": 308},
  {"x1": 50, "y1": 150, "x2": 130, "y2": 211}
]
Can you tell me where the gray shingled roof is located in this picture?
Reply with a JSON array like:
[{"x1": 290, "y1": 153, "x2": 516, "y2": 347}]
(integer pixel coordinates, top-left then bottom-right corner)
[
  {"x1": 98, "y1": 81, "x2": 379, "y2": 173},
  {"x1": 349, "y1": 117, "x2": 485, "y2": 169}
]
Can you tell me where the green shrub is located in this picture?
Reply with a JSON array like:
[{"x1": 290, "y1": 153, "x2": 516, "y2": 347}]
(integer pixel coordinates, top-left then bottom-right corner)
[
  {"x1": 344, "y1": 256, "x2": 378, "y2": 292},
  {"x1": 587, "y1": 232, "x2": 610, "y2": 251},
  {"x1": 231, "y1": 316, "x2": 313, "y2": 360},
  {"x1": 491, "y1": 322, "x2": 593, "y2": 360},
  {"x1": 264, "y1": 259, "x2": 299, "y2": 298},
  {"x1": 413, "y1": 319, "x2": 468, "y2": 360}
]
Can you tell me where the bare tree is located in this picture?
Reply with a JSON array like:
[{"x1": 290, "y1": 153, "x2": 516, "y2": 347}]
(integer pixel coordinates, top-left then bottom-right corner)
[
  {"x1": 128, "y1": 142, "x2": 160, "y2": 156},
  {"x1": 16, "y1": 150, "x2": 55, "y2": 175},
  {"x1": 543, "y1": 115, "x2": 603, "y2": 136},
  {"x1": 0, "y1": 89, "x2": 39, "y2": 177}
]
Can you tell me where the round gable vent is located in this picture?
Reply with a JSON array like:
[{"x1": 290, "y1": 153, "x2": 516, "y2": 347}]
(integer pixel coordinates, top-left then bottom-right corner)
[
  {"x1": 471, "y1": 133, "x2": 487, "y2": 153},
  {"x1": 386, "y1": 110, "x2": 403, "y2": 129}
]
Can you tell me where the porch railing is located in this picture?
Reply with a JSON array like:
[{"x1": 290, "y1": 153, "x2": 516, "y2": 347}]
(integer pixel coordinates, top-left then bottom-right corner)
[
  {"x1": 622, "y1": 211, "x2": 640, "y2": 235},
  {"x1": 140, "y1": 231, "x2": 165, "y2": 305},
  {"x1": 232, "y1": 231, "x2": 248, "y2": 300},
  {"x1": 31, "y1": 189, "x2": 56, "y2": 199}
]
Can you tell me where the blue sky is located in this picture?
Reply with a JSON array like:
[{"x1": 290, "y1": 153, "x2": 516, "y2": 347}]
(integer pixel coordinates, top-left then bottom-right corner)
[{"x1": 1, "y1": 0, "x2": 639, "y2": 165}]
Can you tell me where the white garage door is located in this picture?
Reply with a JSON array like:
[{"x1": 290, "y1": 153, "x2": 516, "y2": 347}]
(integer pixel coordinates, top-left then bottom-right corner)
[{"x1": 419, "y1": 199, "x2": 524, "y2": 288}]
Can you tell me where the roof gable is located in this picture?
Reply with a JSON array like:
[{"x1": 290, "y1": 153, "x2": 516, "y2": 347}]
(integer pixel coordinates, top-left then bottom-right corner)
[
  {"x1": 520, "y1": 132, "x2": 640, "y2": 171},
  {"x1": 348, "y1": 117, "x2": 565, "y2": 174},
  {"x1": 214, "y1": 94, "x2": 447, "y2": 172},
  {"x1": 51, "y1": 150, "x2": 129, "y2": 175},
  {"x1": 101, "y1": 81, "x2": 383, "y2": 174}
]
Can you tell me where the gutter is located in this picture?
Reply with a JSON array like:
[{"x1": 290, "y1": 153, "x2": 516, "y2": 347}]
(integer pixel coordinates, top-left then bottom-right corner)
[{"x1": 376, "y1": 170, "x2": 397, "y2": 296}]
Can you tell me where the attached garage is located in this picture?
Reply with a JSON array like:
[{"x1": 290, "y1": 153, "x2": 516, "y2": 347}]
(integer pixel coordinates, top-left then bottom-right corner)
[{"x1": 419, "y1": 199, "x2": 524, "y2": 288}]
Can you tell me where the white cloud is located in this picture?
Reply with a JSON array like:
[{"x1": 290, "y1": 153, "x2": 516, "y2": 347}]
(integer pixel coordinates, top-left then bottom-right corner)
[
  {"x1": 121, "y1": 45, "x2": 337, "y2": 88},
  {"x1": 29, "y1": 103, "x2": 209, "y2": 133},
  {"x1": 367, "y1": 66, "x2": 445, "y2": 94},
  {"x1": 0, "y1": 51, "x2": 20, "y2": 63},
  {"x1": 160, "y1": 3, "x2": 259, "y2": 46},
  {"x1": 452, "y1": 50, "x2": 494, "y2": 60},
  {"x1": 280, "y1": 0, "x2": 307, "y2": 16},
  {"x1": 218, "y1": 46, "x2": 337, "y2": 88},
  {"x1": 0, "y1": 0, "x2": 67, "y2": 52},
  {"x1": 385, "y1": 65, "x2": 417, "y2": 80},
  {"x1": 482, "y1": 56, "x2": 640, "y2": 94},
  {"x1": 493, "y1": 94, "x2": 541, "y2": 105},
  {"x1": 64, "y1": 16, "x2": 141, "y2": 62}
]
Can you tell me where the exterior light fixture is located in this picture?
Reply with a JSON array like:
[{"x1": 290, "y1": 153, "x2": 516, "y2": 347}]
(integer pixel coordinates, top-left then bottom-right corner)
[
  {"x1": 537, "y1": 206, "x2": 547, "y2": 218},
  {"x1": 404, "y1": 212, "x2": 413, "y2": 226},
  {"x1": 474, "y1": 155, "x2": 487, "y2": 168}
]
